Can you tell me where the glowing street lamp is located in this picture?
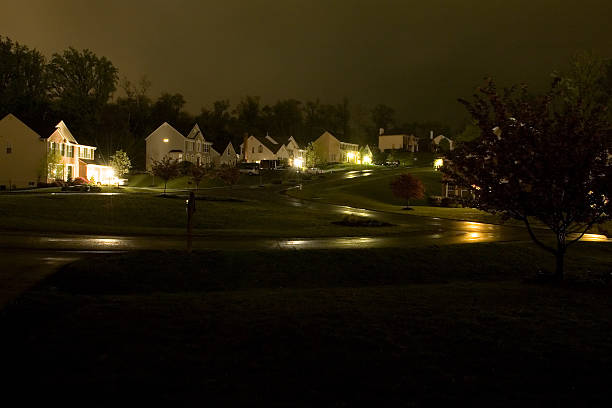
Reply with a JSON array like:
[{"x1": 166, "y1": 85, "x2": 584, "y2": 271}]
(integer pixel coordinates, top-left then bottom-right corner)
[{"x1": 433, "y1": 158, "x2": 443, "y2": 170}]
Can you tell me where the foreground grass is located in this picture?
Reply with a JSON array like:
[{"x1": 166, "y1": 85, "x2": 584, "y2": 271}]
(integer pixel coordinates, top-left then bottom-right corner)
[{"x1": 1, "y1": 243, "x2": 611, "y2": 405}]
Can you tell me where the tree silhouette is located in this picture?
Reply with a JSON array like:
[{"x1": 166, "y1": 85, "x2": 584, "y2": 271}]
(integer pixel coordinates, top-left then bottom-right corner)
[{"x1": 444, "y1": 76, "x2": 611, "y2": 279}]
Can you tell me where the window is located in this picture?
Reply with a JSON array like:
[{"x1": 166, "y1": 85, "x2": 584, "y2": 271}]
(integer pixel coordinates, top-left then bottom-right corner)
[
  {"x1": 6, "y1": 144, "x2": 12, "y2": 154},
  {"x1": 60, "y1": 143, "x2": 65, "y2": 156},
  {"x1": 204, "y1": 144, "x2": 209, "y2": 153},
  {"x1": 67, "y1": 145, "x2": 74, "y2": 158},
  {"x1": 258, "y1": 145, "x2": 263, "y2": 153},
  {"x1": 252, "y1": 147, "x2": 255, "y2": 154}
]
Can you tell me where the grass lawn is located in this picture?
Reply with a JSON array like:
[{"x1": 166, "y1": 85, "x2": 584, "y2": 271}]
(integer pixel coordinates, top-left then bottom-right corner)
[
  {"x1": 1, "y1": 243, "x2": 611, "y2": 405},
  {"x1": 288, "y1": 165, "x2": 512, "y2": 224},
  {"x1": 0, "y1": 187, "x2": 414, "y2": 237}
]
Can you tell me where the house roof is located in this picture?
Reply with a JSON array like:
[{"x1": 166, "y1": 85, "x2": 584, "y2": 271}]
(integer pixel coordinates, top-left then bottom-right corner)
[
  {"x1": 242, "y1": 134, "x2": 283, "y2": 154},
  {"x1": 52, "y1": 120, "x2": 78, "y2": 144},
  {"x1": 145, "y1": 122, "x2": 184, "y2": 141},
  {"x1": 186, "y1": 124, "x2": 203, "y2": 139},
  {"x1": 0, "y1": 113, "x2": 46, "y2": 140},
  {"x1": 79, "y1": 158, "x2": 107, "y2": 166}
]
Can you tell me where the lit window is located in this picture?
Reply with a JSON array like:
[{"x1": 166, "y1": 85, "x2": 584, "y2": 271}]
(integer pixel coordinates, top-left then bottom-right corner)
[{"x1": 163, "y1": 138, "x2": 169, "y2": 143}]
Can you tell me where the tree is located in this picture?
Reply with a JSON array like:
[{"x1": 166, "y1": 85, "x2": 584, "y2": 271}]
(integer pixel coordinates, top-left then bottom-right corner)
[
  {"x1": 443, "y1": 78, "x2": 611, "y2": 280},
  {"x1": 109, "y1": 150, "x2": 132, "y2": 183},
  {"x1": 48, "y1": 48, "x2": 118, "y2": 144},
  {"x1": 150, "y1": 156, "x2": 180, "y2": 196},
  {"x1": 213, "y1": 165, "x2": 240, "y2": 187},
  {"x1": 390, "y1": 174, "x2": 425, "y2": 208},
  {"x1": 0, "y1": 36, "x2": 50, "y2": 129},
  {"x1": 190, "y1": 162, "x2": 209, "y2": 191},
  {"x1": 40, "y1": 149, "x2": 63, "y2": 182},
  {"x1": 304, "y1": 142, "x2": 322, "y2": 168}
]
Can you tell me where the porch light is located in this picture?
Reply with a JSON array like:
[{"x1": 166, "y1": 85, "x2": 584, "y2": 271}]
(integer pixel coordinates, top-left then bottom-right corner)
[{"x1": 433, "y1": 158, "x2": 443, "y2": 169}]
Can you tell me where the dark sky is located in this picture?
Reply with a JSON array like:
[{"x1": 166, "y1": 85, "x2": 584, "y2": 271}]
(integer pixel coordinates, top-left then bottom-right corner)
[{"x1": 2, "y1": 0, "x2": 612, "y2": 127}]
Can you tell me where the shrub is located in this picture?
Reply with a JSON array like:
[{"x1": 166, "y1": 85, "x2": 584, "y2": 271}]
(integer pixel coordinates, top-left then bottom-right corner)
[{"x1": 72, "y1": 177, "x2": 89, "y2": 185}]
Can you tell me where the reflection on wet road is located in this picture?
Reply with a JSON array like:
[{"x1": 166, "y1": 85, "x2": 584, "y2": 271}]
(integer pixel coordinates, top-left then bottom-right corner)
[{"x1": 343, "y1": 170, "x2": 374, "y2": 179}]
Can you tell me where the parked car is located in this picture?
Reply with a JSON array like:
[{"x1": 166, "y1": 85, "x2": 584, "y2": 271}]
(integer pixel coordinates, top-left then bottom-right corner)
[
  {"x1": 384, "y1": 160, "x2": 400, "y2": 167},
  {"x1": 238, "y1": 163, "x2": 260, "y2": 175}
]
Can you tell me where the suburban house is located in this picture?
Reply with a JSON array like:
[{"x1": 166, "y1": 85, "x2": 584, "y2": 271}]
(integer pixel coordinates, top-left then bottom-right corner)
[
  {"x1": 212, "y1": 141, "x2": 238, "y2": 167},
  {"x1": 284, "y1": 136, "x2": 304, "y2": 167},
  {"x1": 312, "y1": 131, "x2": 359, "y2": 163},
  {"x1": 240, "y1": 134, "x2": 289, "y2": 165},
  {"x1": 0, "y1": 113, "x2": 114, "y2": 189},
  {"x1": 378, "y1": 128, "x2": 419, "y2": 152},
  {"x1": 145, "y1": 123, "x2": 214, "y2": 171},
  {"x1": 359, "y1": 145, "x2": 374, "y2": 164},
  {"x1": 0, "y1": 113, "x2": 46, "y2": 188}
]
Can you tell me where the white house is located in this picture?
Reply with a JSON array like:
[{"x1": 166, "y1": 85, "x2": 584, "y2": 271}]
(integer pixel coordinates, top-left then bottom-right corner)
[
  {"x1": 0, "y1": 113, "x2": 114, "y2": 189},
  {"x1": 378, "y1": 128, "x2": 419, "y2": 152},
  {"x1": 145, "y1": 122, "x2": 214, "y2": 170},
  {"x1": 240, "y1": 134, "x2": 284, "y2": 163},
  {"x1": 312, "y1": 131, "x2": 359, "y2": 163},
  {"x1": 211, "y1": 141, "x2": 238, "y2": 167}
]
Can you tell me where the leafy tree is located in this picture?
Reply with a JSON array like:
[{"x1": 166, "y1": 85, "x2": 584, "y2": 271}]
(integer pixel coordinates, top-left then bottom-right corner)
[
  {"x1": 213, "y1": 165, "x2": 240, "y2": 187},
  {"x1": 443, "y1": 78, "x2": 611, "y2": 280},
  {"x1": 109, "y1": 150, "x2": 132, "y2": 182},
  {"x1": 48, "y1": 47, "x2": 118, "y2": 144},
  {"x1": 190, "y1": 162, "x2": 209, "y2": 190},
  {"x1": 0, "y1": 36, "x2": 50, "y2": 129},
  {"x1": 150, "y1": 156, "x2": 180, "y2": 196},
  {"x1": 304, "y1": 142, "x2": 322, "y2": 168},
  {"x1": 40, "y1": 149, "x2": 63, "y2": 182},
  {"x1": 390, "y1": 174, "x2": 425, "y2": 207}
]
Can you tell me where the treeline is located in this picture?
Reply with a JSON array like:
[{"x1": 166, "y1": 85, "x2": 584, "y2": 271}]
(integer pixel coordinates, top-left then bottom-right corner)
[{"x1": 1, "y1": 36, "x2": 452, "y2": 170}]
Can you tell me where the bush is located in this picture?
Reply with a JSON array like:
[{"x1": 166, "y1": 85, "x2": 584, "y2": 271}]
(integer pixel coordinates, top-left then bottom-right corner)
[
  {"x1": 179, "y1": 161, "x2": 194, "y2": 176},
  {"x1": 440, "y1": 197, "x2": 461, "y2": 208},
  {"x1": 427, "y1": 195, "x2": 443, "y2": 206},
  {"x1": 72, "y1": 177, "x2": 89, "y2": 185}
]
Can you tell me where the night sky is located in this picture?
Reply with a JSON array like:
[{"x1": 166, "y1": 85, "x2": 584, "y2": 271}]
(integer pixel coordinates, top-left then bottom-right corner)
[{"x1": 2, "y1": 0, "x2": 611, "y2": 126}]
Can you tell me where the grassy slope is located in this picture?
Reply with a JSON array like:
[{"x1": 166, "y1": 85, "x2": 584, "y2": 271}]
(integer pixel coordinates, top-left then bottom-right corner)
[
  {"x1": 1, "y1": 243, "x2": 611, "y2": 405},
  {"x1": 0, "y1": 189, "x2": 411, "y2": 237},
  {"x1": 289, "y1": 165, "x2": 512, "y2": 224}
]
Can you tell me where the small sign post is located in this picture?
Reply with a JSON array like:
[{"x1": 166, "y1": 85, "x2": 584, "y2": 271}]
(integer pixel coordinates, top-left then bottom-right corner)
[{"x1": 186, "y1": 191, "x2": 196, "y2": 253}]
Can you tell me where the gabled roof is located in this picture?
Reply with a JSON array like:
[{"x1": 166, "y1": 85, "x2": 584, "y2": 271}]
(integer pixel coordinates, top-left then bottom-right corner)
[
  {"x1": 186, "y1": 124, "x2": 203, "y2": 139},
  {"x1": 52, "y1": 120, "x2": 78, "y2": 144},
  {"x1": 0, "y1": 113, "x2": 45, "y2": 140},
  {"x1": 286, "y1": 136, "x2": 299, "y2": 148},
  {"x1": 242, "y1": 134, "x2": 284, "y2": 154},
  {"x1": 265, "y1": 134, "x2": 278, "y2": 144},
  {"x1": 145, "y1": 122, "x2": 184, "y2": 141}
]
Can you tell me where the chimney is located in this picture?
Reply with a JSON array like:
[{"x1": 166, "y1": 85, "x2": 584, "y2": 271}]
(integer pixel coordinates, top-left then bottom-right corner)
[
  {"x1": 430, "y1": 130, "x2": 433, "y2": 140},
  {"x1": 379, "y1": 128, "x2": 384, "y2": 136},
  {"x1": 243, "y1": 133, "x2": 249, "y2": 162}
]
